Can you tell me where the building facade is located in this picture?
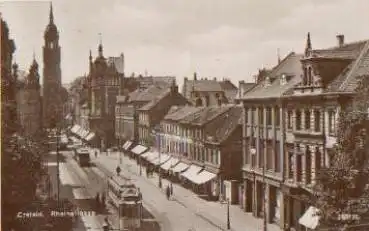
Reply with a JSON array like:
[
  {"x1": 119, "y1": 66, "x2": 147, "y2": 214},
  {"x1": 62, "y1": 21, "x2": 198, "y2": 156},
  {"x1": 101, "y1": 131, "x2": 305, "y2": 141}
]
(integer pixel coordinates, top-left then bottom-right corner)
[
  {"x1": 16, "y1": 58, "x2": 42, "y2": 137},
  {"x1": 182, "y1": 72, "x2": 238, "y2": 106},
  {"x1": 42, "y1": 3, "x2": 63, "y2": 128},
  {"x1": 87, "y1": 43, "x2": 123, "y2": 150},
  {"x1": 240, "y1": 33, "x2": 369, "y2": 230},
  {"x1": 156, "y1": 105, "x2": 243, "y2": 202},
  {"x1": 137, "y1": 82, "x2": 189, "y2": 146}
]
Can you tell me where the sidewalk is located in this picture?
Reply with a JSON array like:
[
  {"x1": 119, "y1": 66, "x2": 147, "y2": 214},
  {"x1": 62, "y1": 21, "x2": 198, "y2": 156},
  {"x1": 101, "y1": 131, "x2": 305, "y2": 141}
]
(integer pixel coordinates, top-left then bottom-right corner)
[{"x1": 99, "y1": 152, "x2": 281, "y2": 231}]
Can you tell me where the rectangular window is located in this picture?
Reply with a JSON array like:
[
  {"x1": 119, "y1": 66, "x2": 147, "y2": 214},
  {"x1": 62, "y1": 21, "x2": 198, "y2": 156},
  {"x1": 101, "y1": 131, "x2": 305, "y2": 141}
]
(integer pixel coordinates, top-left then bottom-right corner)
[
  {"x1": 296, "y1": 110, "x2": 302, "y2": 130},
  {"x1": 305, "y1": 110, "x2": 311, "y2": 130},
  {"x1": 287, "y1": 110, "x2": 293, "y2": 129},
  {"x1": 266, "y1": 107, "x2": 272, "y2": 126},
  {"x1": 314, "y1": 110, "x2": 321, "y2": 132},
  {"x1": 251, "y1": 108, "x2": 256, "y2": 125},
  {"x1": 244, "y1": 108, "x2": 248, "y2": 124},
  {"x1": 288, "y1": 151, "x2": 294, "y2": 179},
  {"x1": 275, "y1": 106, "x2": 280, "y2": 126},
  {"x1": 275, "y1": 142, "x2": 280, "y2": 172},
  {"x1": 259, "y1": 142, "x2": 264, "y2": 168},
  {"x1": 328, "y1": 110, "x2": 336, "y2": 135},
  {"x1": 259, "y1": 108, "x2": 264, "y2": 125},
  {"x1": 244, "y1": 139, "x2": 250, "y2": 165},
  {"x1": 266, "y1": 141, "x2": 273, "y2": 170},
  {"x1": 296, "y1": 154, "x2": 302, "y2": 182}
]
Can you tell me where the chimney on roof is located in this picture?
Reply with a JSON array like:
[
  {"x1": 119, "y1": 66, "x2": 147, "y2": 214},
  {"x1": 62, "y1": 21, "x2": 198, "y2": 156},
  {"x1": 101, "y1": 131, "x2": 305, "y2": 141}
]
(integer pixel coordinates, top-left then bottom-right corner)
[
  {"x1": 194, "y1": 72, "x2": 197, "y2": 80},
  {"x1": 205, "y1": 77, "x2": 207, "y2": 80},
  {"x1": 337, "y1": 34, "x2": 345, "y2": 47},
  {"x1": 213, "y1": 77, "x2": 216, "y2": 81}
]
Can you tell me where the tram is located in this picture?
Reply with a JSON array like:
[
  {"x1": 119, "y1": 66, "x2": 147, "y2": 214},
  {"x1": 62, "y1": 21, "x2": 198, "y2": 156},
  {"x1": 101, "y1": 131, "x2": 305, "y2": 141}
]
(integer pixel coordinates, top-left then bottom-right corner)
[
  {"x1": 107, "y1": 175, "x2": 142, "y2": 229},
  {"x1": 73, "y1": 148, "x2": 91, "y2": 167}
]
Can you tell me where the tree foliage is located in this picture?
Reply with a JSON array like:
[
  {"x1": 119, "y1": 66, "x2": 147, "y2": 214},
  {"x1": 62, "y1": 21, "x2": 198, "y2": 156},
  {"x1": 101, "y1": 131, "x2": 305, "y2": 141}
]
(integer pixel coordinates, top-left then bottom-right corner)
[
  {"x1": 314, "y1": 76, "x2": 369, "y2": 229},
  {"x1": 2, "y1": 128, "x2": 47, "y2": 230}
]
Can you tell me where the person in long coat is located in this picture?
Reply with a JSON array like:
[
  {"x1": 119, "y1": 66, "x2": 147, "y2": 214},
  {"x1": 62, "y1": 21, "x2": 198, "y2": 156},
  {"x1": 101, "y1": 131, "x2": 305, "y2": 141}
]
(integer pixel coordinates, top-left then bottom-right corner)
[{"x1": 166, "y1": 185, "x2": 171, "y2": 200}]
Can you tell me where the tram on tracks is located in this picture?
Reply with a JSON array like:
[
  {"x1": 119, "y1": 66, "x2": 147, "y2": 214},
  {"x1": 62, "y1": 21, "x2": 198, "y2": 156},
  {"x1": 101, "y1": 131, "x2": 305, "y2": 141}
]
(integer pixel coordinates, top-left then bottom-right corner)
[
  {"x1": 107, "y1": 175, "x2": 142, "y2": 230},
  {"x1": 73, "y1": 148, "x2": 91, "y2": 167}
]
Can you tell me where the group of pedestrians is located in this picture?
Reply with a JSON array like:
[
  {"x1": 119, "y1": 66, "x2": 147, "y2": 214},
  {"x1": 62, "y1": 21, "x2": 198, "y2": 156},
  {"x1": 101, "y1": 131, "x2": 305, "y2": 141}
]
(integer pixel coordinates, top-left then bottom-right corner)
[{"x1": 146, "y1": 166, "x2": 154, "y2": 177}]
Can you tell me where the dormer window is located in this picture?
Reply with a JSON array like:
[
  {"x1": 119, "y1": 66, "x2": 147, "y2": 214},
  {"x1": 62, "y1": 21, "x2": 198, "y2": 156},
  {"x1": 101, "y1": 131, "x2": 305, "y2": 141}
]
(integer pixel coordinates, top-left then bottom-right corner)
[
  {"x1": 280, "y1": 74, "x2": 287, "y2": 85},
  {"x1": 265, "y1": 77, "x2": 272, "y2": 87}
]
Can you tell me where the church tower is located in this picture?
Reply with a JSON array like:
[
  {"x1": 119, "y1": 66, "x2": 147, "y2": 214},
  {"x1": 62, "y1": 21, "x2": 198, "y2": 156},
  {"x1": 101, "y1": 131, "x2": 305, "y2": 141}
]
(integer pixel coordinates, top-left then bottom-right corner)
[{"x1": 43, "y1": 2, "x2": 62, "y2": 128}]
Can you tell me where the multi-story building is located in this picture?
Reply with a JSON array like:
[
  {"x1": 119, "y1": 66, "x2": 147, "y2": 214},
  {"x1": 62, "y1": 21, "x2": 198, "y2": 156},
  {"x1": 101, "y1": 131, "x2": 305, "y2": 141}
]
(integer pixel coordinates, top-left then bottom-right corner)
[
  {"x1": 115, "y1": 82, "x2": 178, "y2": 147},
  {"x1": 154, "y1": 105, "x2": 243, "y2": 202},
  {"x1": 240, "y1": 51, "x2": 303, "y2": 229},
  {"x1": 137, "y1": 82, "x2": 189, "y2": 146},
  {"x1": 16, "y1": 58, "x2": 42, "y2": 137},
  {"x1": 240, "y1": 33, "x2": 369, "y2": 230},
  {"x1": 1, "y1": 17, "x2": 17, "y2": 135},
  {"x1": 87, "y1": 43, "x2": 124, "y2": 150},
  {"x1": 182, "y1": 72, "x2": 238, "y2": 106}
]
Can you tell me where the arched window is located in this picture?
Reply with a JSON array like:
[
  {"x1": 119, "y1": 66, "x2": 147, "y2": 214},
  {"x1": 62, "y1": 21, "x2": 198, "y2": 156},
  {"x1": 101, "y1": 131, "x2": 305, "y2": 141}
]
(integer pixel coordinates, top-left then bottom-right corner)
[
  {"x1": 303, "y1": 67, "x2": 308, "y2": 85},
  {"x1": 50, "y1": 42, "x2": 54, "y2": 49},
  {"x1": 308, "y1": 67, "x2": 313, "y2": 85}
]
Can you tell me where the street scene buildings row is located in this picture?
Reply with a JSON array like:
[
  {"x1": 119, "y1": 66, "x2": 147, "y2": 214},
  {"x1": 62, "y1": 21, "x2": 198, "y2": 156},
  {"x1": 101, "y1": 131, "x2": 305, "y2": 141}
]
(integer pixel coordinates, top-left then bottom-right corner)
[{"x1": 66, "y1": 32, "x2": 369, "y2": 231}]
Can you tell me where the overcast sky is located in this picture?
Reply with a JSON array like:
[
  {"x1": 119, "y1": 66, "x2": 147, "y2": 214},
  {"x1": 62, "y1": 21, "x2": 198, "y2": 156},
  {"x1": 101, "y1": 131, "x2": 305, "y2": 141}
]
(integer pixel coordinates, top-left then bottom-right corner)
[{"x1": 1, "y1": 0, "x2": 369, "y2": 88}]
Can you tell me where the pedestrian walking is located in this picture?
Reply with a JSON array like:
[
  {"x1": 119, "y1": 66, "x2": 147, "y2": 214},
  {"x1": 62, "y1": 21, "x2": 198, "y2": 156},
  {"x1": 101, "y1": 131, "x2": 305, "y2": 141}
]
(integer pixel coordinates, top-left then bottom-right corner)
[
  {"x1": 166, "y1": 185, "x2": 170, "y2": 200},
  {"x1": 146, "y1": 167, "x2": 149, "y2": 177},
  {"x1": 170, "y1": 183, "x2": 173, "y2": 198},
  {"x1": 95, "y1": 151, "x2": 98, "y2": 158}
]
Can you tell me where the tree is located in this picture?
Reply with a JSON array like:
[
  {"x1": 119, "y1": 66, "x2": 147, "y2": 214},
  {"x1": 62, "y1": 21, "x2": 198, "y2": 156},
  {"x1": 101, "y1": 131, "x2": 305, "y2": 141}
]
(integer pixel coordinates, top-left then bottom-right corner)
[
  {"x1": 314, "y1": 76, "x2": 369, "y2": 229},
  {"x1": 2, "y1": 129, "x2": 47, "y2": 230}
]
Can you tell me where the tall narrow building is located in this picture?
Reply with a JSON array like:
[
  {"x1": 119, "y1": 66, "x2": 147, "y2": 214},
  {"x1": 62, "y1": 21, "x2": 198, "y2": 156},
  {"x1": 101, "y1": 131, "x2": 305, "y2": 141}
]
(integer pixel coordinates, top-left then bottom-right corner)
[{"x1": 43, "y1": 2, "x2": 62, "y2": 128}]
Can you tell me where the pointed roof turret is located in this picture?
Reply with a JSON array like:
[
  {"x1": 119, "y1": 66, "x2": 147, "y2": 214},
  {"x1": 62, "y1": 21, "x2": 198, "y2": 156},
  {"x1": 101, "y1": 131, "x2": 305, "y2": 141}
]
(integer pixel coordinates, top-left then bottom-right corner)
[
  {"x1": 305, "y1": 32, "x2": 312, "y2": 56},
  {"x1": 49, "y1": 2, "x2": 54, "y2": 24},
  {"x1": 98, "y1": 33, "x2": 103, "y2": 57}
]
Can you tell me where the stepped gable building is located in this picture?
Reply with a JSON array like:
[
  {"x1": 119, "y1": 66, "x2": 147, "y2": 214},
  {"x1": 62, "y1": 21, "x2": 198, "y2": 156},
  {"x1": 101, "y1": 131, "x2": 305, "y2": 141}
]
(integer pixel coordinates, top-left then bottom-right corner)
[
  {"x1": 1, "y1": 17, "x2": 17, "y2": 134},
  {"x1": 182, "y1": 72, "x2": 238, "y2": 106},
  {"x1": 42, "y1": 3, "x2": 65, "y2": 128},
  {"x1": 16, "y1": 58, "x2": 42, "y2": 137},
  {"x1": 239, "y1": 33, "x2": 369, "y2": 231},
  {"x1": 87, "y1": 41, "x2": 125, "y2": 150}
]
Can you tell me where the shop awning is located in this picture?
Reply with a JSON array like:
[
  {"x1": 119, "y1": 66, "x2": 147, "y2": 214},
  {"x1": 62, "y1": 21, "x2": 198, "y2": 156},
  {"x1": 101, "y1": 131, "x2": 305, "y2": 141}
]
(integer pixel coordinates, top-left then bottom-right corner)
[
  {"x1": 82, "y1": 130, "x2": 90, "y2": 139},
  {"x1": 122, "y1": 141, "x2": 132, "y2": 150},
  {"x1": 70, "y1": 125, "x2": 80, "y2": 134},
  {"x1": 146, "y1": 151, "x2": 159, "y2": 161},
  {"x1": 149, "y1": 154, "x2": 171, "y2": 165},
  {"x1": 85, "y1": 132, "x2": 96, "y2": 141},
  {"x1": 181, "y1": 165, "x2": 203, "y2": 182},
  {"x1": 161, "y1": 157, "x2": 180, "y2": 171},
  {"x1": 172, "y1": 162, "x2": 189, "y2": 173},
  {"x1": 131, "y1": 145, "x2": 148, "y2": 155},
  {"x1": 140, "y1": 152, "x2": 152, "y2": 159},
  {"x1": 299, "y1": 206, "x2": 320, "y2": 230},
  {"x1": 193, "y1": 170, "x2": 217, "y2": 185}
]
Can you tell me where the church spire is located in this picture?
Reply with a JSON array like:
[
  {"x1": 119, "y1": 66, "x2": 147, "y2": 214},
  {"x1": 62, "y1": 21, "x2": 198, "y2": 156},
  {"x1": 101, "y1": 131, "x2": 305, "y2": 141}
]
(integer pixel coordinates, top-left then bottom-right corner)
[
  {"x1": 49, "y1": 2, "x2": 54, "y2": 24},
  {"x1": 305, "y1": 32, "x2": 312, "y2": 56}
]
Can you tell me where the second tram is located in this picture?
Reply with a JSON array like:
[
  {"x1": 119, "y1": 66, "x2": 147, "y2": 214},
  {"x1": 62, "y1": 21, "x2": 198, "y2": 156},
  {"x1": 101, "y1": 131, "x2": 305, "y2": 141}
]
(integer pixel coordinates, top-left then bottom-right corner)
[{"x1": 73, "y1": 148, "x2": 91, "y2": 167}]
